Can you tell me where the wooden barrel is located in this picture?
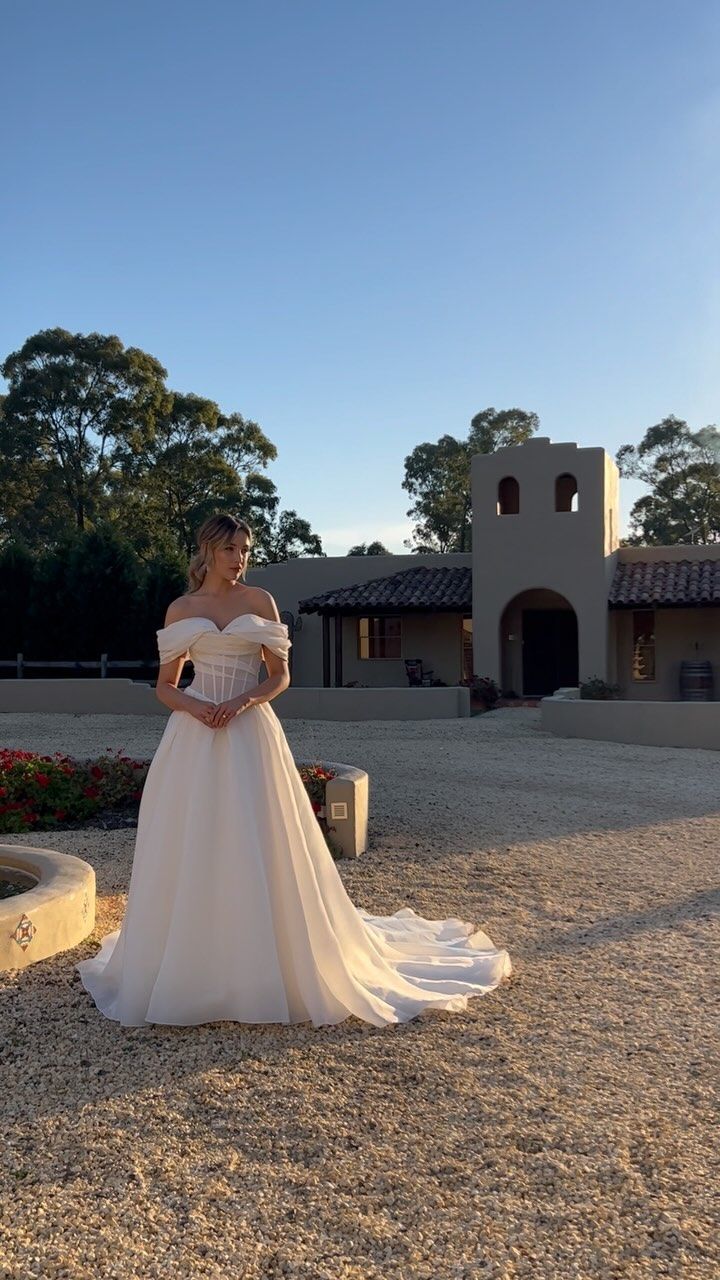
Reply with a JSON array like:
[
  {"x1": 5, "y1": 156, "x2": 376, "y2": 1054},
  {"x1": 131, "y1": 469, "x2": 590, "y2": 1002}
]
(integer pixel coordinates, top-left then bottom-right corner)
[{"x1": 679, "y1": 661, "x2": 714, "y2": 701}]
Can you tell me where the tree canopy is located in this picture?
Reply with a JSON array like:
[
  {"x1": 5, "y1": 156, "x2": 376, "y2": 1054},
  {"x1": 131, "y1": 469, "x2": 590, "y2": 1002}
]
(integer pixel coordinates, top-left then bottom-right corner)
[
  {"x1": 616, "y1": 416, "x2": 720, "y2": 545},
  {"x1": 347, "y1": 541, "x2": 391, "y2": 556},
  {"x1": 0, "y1": 327, "x2": 324, "y2": 563},
  {"x1": 402, "y1": 407, "x2": 539, "y2": 552}
]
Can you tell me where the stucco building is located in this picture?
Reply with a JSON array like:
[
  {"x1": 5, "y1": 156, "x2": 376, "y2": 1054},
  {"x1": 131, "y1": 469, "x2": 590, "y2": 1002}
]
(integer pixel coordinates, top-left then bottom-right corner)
[{"x1": 248, "y1": 437, "x2": 719, "y2": 702}]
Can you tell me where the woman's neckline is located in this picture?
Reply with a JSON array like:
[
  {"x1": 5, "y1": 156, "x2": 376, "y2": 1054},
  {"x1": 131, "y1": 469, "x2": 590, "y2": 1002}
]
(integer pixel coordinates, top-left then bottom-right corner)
[{"x1": 161, "y1": 612, "x2": 277, "y2": 634}]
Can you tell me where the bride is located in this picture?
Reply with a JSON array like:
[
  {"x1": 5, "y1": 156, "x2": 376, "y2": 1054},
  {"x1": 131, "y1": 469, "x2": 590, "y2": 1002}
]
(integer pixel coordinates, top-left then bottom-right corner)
[{"x1": 76, "y1": 513, "x2": 511, "y2": 1027}]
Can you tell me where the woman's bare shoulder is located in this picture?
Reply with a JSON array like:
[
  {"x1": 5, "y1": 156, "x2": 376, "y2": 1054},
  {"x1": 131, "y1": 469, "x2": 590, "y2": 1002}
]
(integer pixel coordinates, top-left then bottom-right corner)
[
  {"x1": 163, "y1": 594, "x2": 196, "y2": 627},
  {"x1": 250, "y1": 588, "x2": 282, "y2": 623}
]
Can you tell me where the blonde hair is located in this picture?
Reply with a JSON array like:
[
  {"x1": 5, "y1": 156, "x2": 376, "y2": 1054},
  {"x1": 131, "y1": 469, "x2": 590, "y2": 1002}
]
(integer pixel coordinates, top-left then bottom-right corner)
[{"x1": 187, "y1": 514, "x2": 254, "y2": 593}]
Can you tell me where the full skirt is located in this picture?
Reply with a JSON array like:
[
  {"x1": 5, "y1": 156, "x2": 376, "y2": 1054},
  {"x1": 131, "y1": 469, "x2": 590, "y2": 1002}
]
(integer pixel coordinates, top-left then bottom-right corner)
[{"x1": 76, "y1": 698, "x2": 512, "y2": 1027}]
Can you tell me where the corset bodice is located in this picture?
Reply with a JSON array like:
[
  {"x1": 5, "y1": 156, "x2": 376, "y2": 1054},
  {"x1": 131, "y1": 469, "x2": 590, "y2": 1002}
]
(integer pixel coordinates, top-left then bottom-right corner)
[
  {"x1": 187, "y1": 643, "x2": 263, "y2": 703},
  {"x1": 156, "y1": 613, "x2": 292, "y2": 704}
]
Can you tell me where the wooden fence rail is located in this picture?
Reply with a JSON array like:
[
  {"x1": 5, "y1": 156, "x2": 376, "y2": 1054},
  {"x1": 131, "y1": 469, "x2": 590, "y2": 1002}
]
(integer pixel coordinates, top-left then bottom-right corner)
[{"x1": 0, "y1": 655, "x2": 160, "y2": 679}]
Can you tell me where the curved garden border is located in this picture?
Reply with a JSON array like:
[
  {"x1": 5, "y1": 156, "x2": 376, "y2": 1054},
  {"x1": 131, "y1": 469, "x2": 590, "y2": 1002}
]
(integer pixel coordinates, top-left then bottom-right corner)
[{"x1": 0, "y1": 845, "x2": 95, "y2": 972}]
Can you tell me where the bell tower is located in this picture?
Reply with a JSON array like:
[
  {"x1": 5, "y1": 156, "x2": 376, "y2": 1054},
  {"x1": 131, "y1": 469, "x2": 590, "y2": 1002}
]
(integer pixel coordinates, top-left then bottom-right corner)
[{"x1": 470, "y1": 438, "x2": 620, "y2": 694}]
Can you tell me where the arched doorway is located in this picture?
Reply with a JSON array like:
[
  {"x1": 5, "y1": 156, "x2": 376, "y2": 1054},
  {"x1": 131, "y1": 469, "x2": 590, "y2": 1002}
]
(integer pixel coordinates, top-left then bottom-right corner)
[{"x1": 500, "y1": 589, "x2": 578, "y2": 696}]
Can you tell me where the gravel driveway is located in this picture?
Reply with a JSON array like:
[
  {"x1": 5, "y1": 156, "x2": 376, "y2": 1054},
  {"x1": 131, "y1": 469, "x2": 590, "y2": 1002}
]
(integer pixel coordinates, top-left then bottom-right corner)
[{"x1": 1, "y1": 708, "x2": 717, "y2": 1279}]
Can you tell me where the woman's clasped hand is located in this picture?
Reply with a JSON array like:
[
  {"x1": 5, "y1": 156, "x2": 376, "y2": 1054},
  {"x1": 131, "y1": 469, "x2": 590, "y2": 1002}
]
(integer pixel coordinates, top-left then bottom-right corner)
[{"x1": 188, "y1": 697, "x2": 255, "y2": 729}]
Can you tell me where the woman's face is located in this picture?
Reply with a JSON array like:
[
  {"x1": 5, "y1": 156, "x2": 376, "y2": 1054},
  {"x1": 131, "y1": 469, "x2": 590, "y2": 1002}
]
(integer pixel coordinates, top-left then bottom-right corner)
[{"x1": 211, "y1": 533, "x2": 252, "y2": 582}]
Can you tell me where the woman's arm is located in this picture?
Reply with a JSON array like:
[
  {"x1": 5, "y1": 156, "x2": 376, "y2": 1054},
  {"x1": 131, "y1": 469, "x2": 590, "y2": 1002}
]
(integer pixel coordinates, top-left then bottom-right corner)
[
  {"x1": 155, "y1": 653, "x2": 218, "y2": 727},
  {"x1": 245, "y1": 645, "x2": 291, "y2": 707},
  {"x1": 242, "y1": 590, "x2": 291, "y2": 706}
]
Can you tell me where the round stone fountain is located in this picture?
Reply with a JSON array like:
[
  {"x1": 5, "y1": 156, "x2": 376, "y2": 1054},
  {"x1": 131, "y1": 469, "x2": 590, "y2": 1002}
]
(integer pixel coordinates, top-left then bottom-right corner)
[{"x1": 0, "y1": 845, "x2": 95, "y2": 972}]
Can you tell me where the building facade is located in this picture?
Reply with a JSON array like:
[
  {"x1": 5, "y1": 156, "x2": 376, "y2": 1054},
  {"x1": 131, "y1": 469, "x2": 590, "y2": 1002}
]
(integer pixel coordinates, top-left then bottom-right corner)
[{"x1": 248, "y1": 438, "x2": 719, "y2": 701}]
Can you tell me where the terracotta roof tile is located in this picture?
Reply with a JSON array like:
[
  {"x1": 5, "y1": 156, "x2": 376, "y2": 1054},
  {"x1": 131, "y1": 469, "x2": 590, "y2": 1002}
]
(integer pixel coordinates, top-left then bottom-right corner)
[
  {"x1": 299, "y1": 565, "x2": 472, "y2": 614},
  {"x1": 609, "y1": 559, "x2": 720, "y2": 608}
]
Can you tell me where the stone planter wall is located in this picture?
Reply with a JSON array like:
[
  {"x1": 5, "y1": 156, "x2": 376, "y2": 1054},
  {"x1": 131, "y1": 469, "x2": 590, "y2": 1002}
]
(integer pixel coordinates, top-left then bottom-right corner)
[
  {"x1": 295, "y1": 759, "x2": 368, "y2": 859},
  {"x1": 0, "y1": 845, "x2": 95, "y2": 972},
  {"x1": 541, "y1": 695, "x2": 720, "y2": 751}
]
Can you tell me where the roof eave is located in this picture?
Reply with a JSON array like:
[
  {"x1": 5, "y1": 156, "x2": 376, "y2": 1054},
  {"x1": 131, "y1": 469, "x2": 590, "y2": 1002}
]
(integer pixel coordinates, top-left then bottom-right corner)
[
  {"x1": 608, "y1": 599, "x2": 720, "y2": 610},
  {"x1": 298, "y1": 603, "x2": 471, "y2": 616}
]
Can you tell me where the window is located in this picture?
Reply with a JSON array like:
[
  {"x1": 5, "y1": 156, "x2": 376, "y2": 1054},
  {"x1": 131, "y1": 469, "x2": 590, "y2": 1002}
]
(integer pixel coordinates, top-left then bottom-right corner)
[
  {"x1": 556, "y1": 473, "x2": 578, "y2": 512},
  {"x1": 462, "y1": 617, "x2": 473, "y2": 682},
  {"x1": 358, "y1": 616, "x2": 401, "y2": 659},
  {"x1": 497, "y1": 476, "x2": 520, "y2": 515},
  {"x1": 632, "y1": 610, "x2": 656, "y2": 681}
]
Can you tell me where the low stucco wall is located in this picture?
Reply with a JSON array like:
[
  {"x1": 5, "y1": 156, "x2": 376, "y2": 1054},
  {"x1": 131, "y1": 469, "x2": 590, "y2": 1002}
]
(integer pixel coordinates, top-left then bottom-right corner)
[
  {"x1": 541, "y1": 696, "x2": 720, "y2": 751},
  {"x1": 0, "y1": 680, "x2": 471, "y2": 721},
  {"x1": 277, "y1": 686, "x2": 470, "y2": 720}
]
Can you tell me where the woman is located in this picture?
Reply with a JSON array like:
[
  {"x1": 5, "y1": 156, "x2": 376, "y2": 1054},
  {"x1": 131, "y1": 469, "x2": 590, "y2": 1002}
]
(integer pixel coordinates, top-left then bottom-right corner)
[{"x1": 77, "y1": 513, "x2": 511, "y2": 1027}]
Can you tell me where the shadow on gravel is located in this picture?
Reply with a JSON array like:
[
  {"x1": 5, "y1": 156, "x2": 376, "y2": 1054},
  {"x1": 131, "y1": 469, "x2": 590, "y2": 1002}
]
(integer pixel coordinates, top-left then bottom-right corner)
[{"x1": 529, "y1": 887, "x2": 720, "y2": 956}]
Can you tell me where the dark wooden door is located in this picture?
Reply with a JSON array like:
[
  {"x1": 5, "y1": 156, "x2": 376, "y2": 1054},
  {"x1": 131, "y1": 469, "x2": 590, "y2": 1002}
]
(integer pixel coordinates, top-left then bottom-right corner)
[{"x1": 522, "y1": 609, "x2": 578, "y2": 696}]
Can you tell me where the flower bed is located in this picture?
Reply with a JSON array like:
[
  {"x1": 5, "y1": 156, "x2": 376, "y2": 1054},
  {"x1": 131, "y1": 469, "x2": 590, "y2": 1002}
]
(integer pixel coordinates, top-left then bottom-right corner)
[{"x1": 0, "y1": 748, "x2": 342, "y2": 858}]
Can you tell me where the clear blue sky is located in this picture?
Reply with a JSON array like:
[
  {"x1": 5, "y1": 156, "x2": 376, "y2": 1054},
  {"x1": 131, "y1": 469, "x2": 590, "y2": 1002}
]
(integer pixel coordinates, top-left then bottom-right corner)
[{"x1": 2, "y1": 1, "x2": 718, "y2": 552}]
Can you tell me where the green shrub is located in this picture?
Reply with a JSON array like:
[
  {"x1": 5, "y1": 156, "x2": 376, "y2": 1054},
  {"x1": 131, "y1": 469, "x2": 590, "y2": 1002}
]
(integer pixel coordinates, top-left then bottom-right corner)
[
  {"x1": 0, "y1": 747, "x2": 148, "y2": 834},
  {"x1": 580, "y1": 676, "x2": 621, "y2": 700}
]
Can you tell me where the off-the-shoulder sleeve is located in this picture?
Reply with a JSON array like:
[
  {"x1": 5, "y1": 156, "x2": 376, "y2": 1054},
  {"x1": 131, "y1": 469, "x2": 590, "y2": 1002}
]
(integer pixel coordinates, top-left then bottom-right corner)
[
  {"x1": 156, "y1": 624, "x2": 192, "y2": 665},
  {"x1": 260, "y1": 620, "x2": 292, "y2": 660}
]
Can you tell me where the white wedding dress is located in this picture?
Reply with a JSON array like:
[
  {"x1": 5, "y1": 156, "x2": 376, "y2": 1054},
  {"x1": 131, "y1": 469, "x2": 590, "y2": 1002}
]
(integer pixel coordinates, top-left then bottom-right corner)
[{"x1": 76, "y1": 613, "x2": 511, "y2": 1028}]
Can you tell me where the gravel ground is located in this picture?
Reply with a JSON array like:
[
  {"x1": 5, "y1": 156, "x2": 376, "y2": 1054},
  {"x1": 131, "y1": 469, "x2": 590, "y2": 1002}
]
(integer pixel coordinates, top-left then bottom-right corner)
[{"x1": 0, "y1": 708, "x2": 718, "y2": 1280}]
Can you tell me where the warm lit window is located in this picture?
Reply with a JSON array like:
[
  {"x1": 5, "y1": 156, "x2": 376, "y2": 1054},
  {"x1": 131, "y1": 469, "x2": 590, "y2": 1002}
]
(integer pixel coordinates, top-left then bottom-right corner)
[
  {"x1": 497, "y1": 476, "x2": 520, "y2": 515},
  {"x1": 555, "y1": 473, "x2": 578, "y2": 512},
  {"x1": 632, "y1": 610, "x2": 656, "y2": 681},
  {"x1": 462, "y1": 617, "x2": 473, "y2": 682},
  {"x1": 357, "y1": 616, "x2": 401, "y2": 659}
]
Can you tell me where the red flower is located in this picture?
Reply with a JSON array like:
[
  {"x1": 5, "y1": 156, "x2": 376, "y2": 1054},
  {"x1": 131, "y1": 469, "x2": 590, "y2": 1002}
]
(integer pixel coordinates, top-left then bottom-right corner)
[
  {"x1": 131, "y1": 789, "x2": 143, "y2": 800},
  {"x1": 83, "y1": 786, "x2": 100, "y2": 799},
  {"x1": 54, "y1": 809, "x2": 67, "y2": 820},
  {"x1": 0, "y1": 787, "x2": 5, "y2": 797},
  {"x1": 90, "y1": 765, "x2": 105, "y2": 780},
  {"x1": 35, "y1": 773, "x2": 50, "y2": 788}
]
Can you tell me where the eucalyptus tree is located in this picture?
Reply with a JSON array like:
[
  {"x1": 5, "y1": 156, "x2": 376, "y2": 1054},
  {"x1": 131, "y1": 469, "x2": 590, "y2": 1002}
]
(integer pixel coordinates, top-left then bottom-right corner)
[
  {"x1": 402, "y1": 407, "x2": 539, "y2": 552},
  {"x1": 0, "y1": 327, "x2": 166, "y2": 543},
  {"x1": 617, "y1": 416, "x2": 720, "y2": 545}
]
